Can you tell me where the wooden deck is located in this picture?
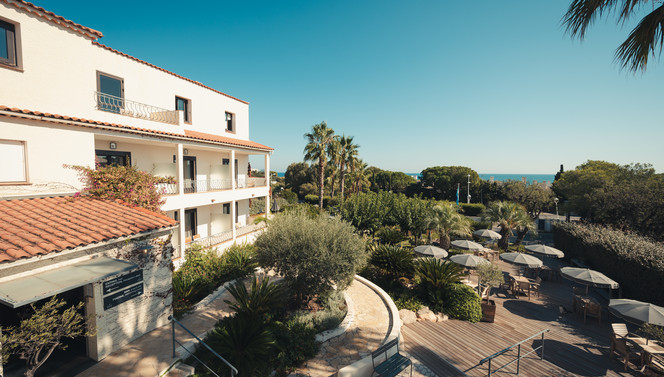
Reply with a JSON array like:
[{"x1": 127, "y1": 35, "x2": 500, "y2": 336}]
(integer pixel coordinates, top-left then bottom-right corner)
[{"x1": 402, "y1": 260, "x2": 643, "y2": 377}]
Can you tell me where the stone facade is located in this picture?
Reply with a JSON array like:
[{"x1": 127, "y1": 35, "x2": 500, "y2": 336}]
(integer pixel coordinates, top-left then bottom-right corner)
[{"x1": 85, "y1": 231, "x2": 174, "y2": 361}]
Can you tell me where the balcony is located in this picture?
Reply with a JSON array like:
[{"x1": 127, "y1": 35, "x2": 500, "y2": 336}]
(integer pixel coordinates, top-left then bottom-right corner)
[
  {"x1": 237, "y1": 177, "x2": 267, "y2": 189},
  {"x1": 94, "y1": 91, "x2": 179, "y2": 125},
  {"x1": 236, "y1": 222, "x2": 266, "y2": 237},
  {"x1": 183, "y1": 179, "x2": 232, "y2": 194},
  {"x1": 187, "y1": 230, "x2": 233, "y2": 248}
]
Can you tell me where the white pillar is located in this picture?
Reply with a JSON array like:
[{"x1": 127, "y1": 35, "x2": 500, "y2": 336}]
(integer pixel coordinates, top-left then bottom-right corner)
[
  {"x1": 265, "y1": 153, "x2": 271, "y2": 215},
  {"x1": 176, "y1": 144, "x2": 184, "y2": 196},
  {"x1": 178, "y1": 208, "x2": 186, "y2": 259},
  {"x1": 230, "y1": 150, "x2": 236, "y2": 189},
  {"x1": 231, "y1": 200, "x2": 237, "y2": 240}
]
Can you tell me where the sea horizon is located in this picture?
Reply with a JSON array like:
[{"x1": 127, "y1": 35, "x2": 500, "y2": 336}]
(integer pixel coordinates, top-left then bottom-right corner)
[{"x1": 275, "y1": 172, "x2": 555, "y2": 184}]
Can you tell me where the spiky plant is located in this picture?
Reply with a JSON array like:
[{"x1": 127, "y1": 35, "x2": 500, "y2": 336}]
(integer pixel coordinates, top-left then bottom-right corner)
[
  {"x1": 224, "y1": 274, "x2": 287, "y2": 319},
  {"x1": 370, "y1": 245, "x2": 415, "y2": 279},
  {"x1": 415, "y1": 258, "x2": 465, "y2": 291}
]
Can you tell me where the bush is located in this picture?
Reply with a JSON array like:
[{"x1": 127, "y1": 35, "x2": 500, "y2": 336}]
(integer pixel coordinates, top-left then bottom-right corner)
[
  {"x1": 392, "y1": 293, "x2": 423, "y2": 312},
  {"x1": 304, "y1": 194, "x2": 332, "y2": 207},
  {"x1": 280, "y1": 189, "x2": 298, "y2": 204},
  {"x1": 415, "y1": 258, "x2": 465, "y2": 291},
  {"x1": 224, "y1": 243, "x2": 258, "y2": 279},
  {"x1": 469, "y1": 219, "x2": 492, "y2": 232},
  {"x1": 553, "y1": 222, "x2": 664, "y2": 306},
  {"x1": 254, "y1": 211, "x2": 367, "y2": 303},
  {"x1": 460, "y1": 203, "x2": 485, "y2": 216},
  {"x1": 370, "y1": 245, "x2": 415, "y2": 279},
  {"x1": 443, "y1": 283, "x2": 482, "y2": 323},
  {"x1": 375, "y1": 227, "x2": 406, "y2": 245},
  {"x1": 290, "y1": 290, "x2": 347, "y2": 332},
  {"x1": 224, "y1": 275, "x2": 287, "y2": 319},
  {"x1": 250, "y1": 197, "x2": 267, "y2": 215},
  {"x1": 272, "y1": 320, "x2": 320, "y2": 374}
]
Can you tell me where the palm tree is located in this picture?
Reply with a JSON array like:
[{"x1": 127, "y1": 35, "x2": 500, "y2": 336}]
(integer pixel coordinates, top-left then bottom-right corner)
[
  {"x1": 303, "y1": 122, "x2": 336, "y2": 208},
  {"x1": 482, "y1": 201, "x2": 530, "y2": 250},
  {"x1": 349, "y1": 158, "x2": 370, "y2": 195},
  {"x1": 513, "y1": 209, "x2": 537, "y2": 247},
  {"x1": 563, "y1": 0, "x2": 664, "y2": 71},
  {"x1": 428, "y1": 202, "x2": 472, "y2": 250},
  {"x1": 337, "y1": 135, "x2": 359, "y2": 202}
]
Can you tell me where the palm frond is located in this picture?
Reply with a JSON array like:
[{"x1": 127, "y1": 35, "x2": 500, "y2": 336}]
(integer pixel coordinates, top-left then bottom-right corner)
[{"x1": 616, "y1": 3, "x2": 664, "y2": 71}]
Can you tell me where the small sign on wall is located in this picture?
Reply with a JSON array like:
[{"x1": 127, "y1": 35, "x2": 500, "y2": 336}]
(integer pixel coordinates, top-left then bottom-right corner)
[
  {"x1": 103, "y1": 283, "x2": 144, "y2": 311},
  {"x1": 102, "y1": 270, "x2": 144, "y2": 311},
  {"x1": 103, "y1": 270, "x2": 143, "y2": 295}
]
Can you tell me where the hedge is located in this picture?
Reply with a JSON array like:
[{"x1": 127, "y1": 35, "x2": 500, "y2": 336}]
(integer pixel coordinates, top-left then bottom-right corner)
[
  {"x1": 460, "y1": 203, "x2": 485, "y2": 216},
  {"x1": 553, "y1": 222, "x2": 664, "y2": 305}
]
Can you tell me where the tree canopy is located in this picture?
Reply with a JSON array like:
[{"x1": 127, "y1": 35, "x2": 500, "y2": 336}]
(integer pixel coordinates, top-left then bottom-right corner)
[{"x1": 419, "y1": 166, "x2": 481, "y2": 202}]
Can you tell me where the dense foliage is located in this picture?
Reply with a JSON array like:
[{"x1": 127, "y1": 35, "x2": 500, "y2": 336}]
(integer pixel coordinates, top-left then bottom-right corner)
[
  {"x1": 442, "y1": 284, "x2": 482, "y2": 323},
  {"x1": 68, "y1": 164, "x2": 174, "y2": 213},
  {"x1": 254, "y1": 211, "x2": 367, "y2": 303},
  {"x1": 553, "y1": 222, "x2": 664, "y2": 306},
  {"x1": 417, "y1": 166, "x2": 481, "y2": 201},
  {"x1": 502, "y1": 180, "x2": 555, "y2": 219},
  {"x1": 370, "y1": 245, "x2": 415, "y2": 279}
]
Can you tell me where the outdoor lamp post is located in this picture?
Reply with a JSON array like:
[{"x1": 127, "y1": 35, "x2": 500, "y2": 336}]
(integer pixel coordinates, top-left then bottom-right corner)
[
  {"x1": 467, "y1": 174, "x2": 471, "y2": 204},
  {"x1": 554, "y1": 197, "x2": 559, "y2": 219}
]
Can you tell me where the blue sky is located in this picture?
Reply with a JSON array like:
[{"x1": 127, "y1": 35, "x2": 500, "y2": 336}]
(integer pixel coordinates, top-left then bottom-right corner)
[{"x1": 34, "y1": 1, "x2": 664, "y2": 174}]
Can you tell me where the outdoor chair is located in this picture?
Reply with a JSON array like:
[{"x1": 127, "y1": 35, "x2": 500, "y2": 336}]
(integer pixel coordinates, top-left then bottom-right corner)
[
  {"x1": 610, "y1": 336, "x2": 642, "y2": 371},
  {"x1": 583, "y1": 300, "x2": 601, "y2": 325},
  {"x1": 371, "y1": 338, "x2": 412, "y2": 377},
  {"x1": 611, "y1": 323, "x2": 646, "y2": 354},
  {"x1": 573, "y1": 286, "x2": 586, "y2": 297},
  {"x1": 529, "y1": 276, "x2": 542, "y2": 298}
]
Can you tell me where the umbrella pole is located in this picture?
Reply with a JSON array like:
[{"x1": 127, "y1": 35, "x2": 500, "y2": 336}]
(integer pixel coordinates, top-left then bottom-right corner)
[{"x1": 585, "y1": 285, "x2": 589, "y2": 296}]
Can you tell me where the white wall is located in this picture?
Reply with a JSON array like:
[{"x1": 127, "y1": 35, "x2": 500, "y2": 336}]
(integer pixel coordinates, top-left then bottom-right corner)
[
  {"x1": 0, "y1": 118, "x2": 93, "y2": 194},
  {"x1": 0, "y1": 3, "x2": 250, "y2": 141}
]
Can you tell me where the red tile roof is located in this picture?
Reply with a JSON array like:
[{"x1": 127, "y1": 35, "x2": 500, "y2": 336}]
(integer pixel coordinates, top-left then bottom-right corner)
[
  {"x1": 0, "y1": 106, "x2": 273, "y2": 152},
  {"x1": 92, "y1": 42, "x2": 249, "y2": 105},
  {"x1": 0, "y1": 196, "x2": 177, "y2": 263},
  {"x1": 1, "y1": 0, "x2": 103, "y2": 39}
]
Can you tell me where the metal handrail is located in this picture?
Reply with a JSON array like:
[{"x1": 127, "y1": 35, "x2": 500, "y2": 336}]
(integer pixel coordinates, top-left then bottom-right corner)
[
  {"x1": 169, "y1": 315, "x2": 238, "y2": 376},
  {"x1": 94, "y1": 91, "x2": 179, "y2": 125},
  {"x1": 479, "y1": 328, "x2": 550, "y2": 376}
]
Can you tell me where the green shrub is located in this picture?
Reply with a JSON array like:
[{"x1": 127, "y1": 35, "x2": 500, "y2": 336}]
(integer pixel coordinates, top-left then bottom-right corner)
[
  {"x1": 280, "y1": 189, "x2": 298, "y2": 204},
  {"x1": 554, "y1": 222, "x2": 664, "y2": 306},
  {"x1": 291, "y1": 290, "x2": 347, "y2": 332},
  {"x1": 370, "y1": 245, "x2": 415, "y2": 279},
  {"x1": 415, "y1": 258, "x2": 465, "y2": 291},
  {"x1": 255, "y1": 211, "x2": 367, "y2": 303},
  {"x1": 460, "y1": 203, "x2": 485, "y2": 216},
  {"x1": 375, "y1": 227, "x2": 406, "y2": 245},
  {"x1": 469, "y1": 219, "x2": 492, "y2": 232},
  {"x1": 272, "y1": 319, "x2": 320, "y2": 374},
  {"x1": 179, "y1": 244, "x2": 225, "y2": 286},
  {"x1": 304, "y1": 194, "x2": 332, "y2": 207},
  {"x1": 250, "y1": 197, "x2": 267, "y2": 215},
  {"x1": 224, "y1": 275, "x2": 287, "y2": 319},
  {"x1": 392, "y1": 293, "x2": 423, "y2": 312},
  {"x1": 223, "y1": 243, "x2": 258, "y2": 279},
  {"x1": 172, "y1": 271, "x2": 205, "y2": 318},
  {"x1": 443, "y1": 283, "x2": 482, "y2": 323}
]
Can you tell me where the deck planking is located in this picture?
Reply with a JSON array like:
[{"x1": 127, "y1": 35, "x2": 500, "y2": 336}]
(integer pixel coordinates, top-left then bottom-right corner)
[{"x1": 402, "y1": 259, "x2": 642, "y2": 377}]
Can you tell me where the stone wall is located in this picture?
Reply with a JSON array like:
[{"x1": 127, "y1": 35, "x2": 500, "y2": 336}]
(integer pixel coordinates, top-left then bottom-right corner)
[{"x1": 86, "y1": 231, "x2": 173, "y2": 361}]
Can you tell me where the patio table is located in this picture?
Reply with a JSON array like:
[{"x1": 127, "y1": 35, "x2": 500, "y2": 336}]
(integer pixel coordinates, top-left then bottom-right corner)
[
  {"x1": 511, "y1": 275, "x2": 532, "y2": 299},
  {"x1": 634, "y1": 341, "x2": 664, "y2": 370}
]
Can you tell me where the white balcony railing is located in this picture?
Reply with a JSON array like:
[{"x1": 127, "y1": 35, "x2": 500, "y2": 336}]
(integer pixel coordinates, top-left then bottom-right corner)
[
  {"x1": 94, "y1": 91, "x2": 179, "y2": 125},
  {"x1": 188, "y1": 231, "x2": 234, "y2": 248},
  {"x1": 156, "y1": 183, "x2": 179, "y2": 195},
  {"x1": 183, "y1": 179, "x2": 233, "y2": 194},
  {"x1": 237, "y1": 177, "x2": 267, "y2": 189},
  {"x1": 236, "y1": 222, "x2": 266, "y2": 237}
]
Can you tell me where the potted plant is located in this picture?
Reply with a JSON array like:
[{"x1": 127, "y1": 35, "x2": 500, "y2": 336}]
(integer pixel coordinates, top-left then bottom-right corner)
[{"x1": 476, "y1": 262, "x2": 504, "y2": 323}]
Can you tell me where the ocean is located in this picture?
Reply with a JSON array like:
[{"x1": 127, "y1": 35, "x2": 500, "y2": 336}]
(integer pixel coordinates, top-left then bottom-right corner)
[{"x1": 276, "y1": 172, "x2": 554, "y2": 184}]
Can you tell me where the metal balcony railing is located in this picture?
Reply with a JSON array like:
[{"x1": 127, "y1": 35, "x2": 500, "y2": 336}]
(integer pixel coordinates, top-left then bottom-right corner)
[
  {"x1": 188, "y1": 231, "x2": 234, "y2": 248},
  {"x1": 94, "y1": 91, "x2": 179, "y2": 125},
  {"x1": 237, "y1": 177, "x2": 267, "y2": 189},
  {"x1": 156, "y1": 183, "x2": 179, "y2": 195},
  {"x1": 183, "y1": 179, "x2": 232, "y2": 194},
  {"x1": 236, "y1": 222, "x2": 266, "y2": 237}
]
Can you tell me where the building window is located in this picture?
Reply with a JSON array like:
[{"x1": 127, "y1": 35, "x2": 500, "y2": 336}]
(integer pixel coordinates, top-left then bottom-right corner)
[
  {"x1": 225, "y1": 112, "x2": 234, "y2": 132},
  {"x1": 223, "y1": 203, "x2": 230, "y2": 214},
  {"x1": 0, "y1": 19, "x2": 19, "y2": 69},
  {"x1": 96, "y1": 150, "x2": 131, "y2": 167},
  {"x1": 175, "y1": 96, "x2": 192, "y2": 124},
  {"x1": 0, "y1": 140, "x2": 27, "y2": 183},
  {"x1": 96, "y1": 72, "x2": 124, "y2": 113}
]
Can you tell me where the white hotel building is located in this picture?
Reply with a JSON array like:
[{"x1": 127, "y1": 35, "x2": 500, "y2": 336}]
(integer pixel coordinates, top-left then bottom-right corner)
[{"x1": 0, "y1": 0, "x2": 273, "y2": 260}]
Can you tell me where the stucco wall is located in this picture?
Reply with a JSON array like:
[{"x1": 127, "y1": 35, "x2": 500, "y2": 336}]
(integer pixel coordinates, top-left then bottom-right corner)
[{"x1": 86, "y1": 233, "x2": 174, "y2": 361}]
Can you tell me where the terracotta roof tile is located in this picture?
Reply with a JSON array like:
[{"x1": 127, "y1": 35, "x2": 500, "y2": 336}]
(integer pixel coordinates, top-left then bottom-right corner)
[
  {"x1": 0, "y1": 196, "x2": 177, "y2": 264},
  {"x1": 0, "y1": 106, "x2": 273, "y2": 152},
  {"x1": 1, "y1": 0, "x2": 103, "y2": 39}
]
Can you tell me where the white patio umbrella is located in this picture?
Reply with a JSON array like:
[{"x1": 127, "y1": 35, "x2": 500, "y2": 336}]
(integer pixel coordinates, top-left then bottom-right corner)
[
  {"x1": 609, "y1": 299, "x2": 664, "y2": 327},
  {"x1": 413, "y1": 245, "x2": 448, "y2": 259},
  {"x1": 473, "y1": 229, "x2": 502, "y2": 240},
  {"x1": 449, "y1": 254, "x2": 489, "y2": 268},
  {"x1": 499, "y1": 252, "x2": 543, "y2": 268},
  {"x1": 450, "y1": 239, "x2": 484, "y2": 251},
  {"x1": 525, "y1": 244, "x2": 564, "y2": 258},
  {"x1": 560, "y1": 267, "x2": 619, "y2": 295}
]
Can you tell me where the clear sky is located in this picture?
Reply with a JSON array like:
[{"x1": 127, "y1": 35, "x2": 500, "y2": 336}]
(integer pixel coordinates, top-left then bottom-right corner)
[{"x1": 32, "y1": 1, "x2": 664, "y2": 174}]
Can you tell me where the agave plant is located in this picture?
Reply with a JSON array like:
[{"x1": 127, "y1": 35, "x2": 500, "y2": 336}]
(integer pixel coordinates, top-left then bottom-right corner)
[
  {"x1": 224, "y1": 244, "x2": 258, "y2": 277},
  {"x1": 415, "y1": 258, "x2": 465, "y2": 291},
  {"x1": 370, "y1": 245, "x2": 415, "y2": 279},
  {"x1": 224, "y1": 274, "x2": 287, "y2": 319}
]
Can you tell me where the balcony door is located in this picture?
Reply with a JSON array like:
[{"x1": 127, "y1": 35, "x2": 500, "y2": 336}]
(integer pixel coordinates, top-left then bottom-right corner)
[
  {"x1": 184, "y1": 209, "x2": 197, "y2": 241},
  {"x1": 183, "y1": 156, "x2": 196, "y2": 193}
]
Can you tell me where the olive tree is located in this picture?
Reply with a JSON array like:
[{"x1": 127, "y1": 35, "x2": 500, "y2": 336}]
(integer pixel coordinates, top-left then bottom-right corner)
[{"x1": 254, "y1": 211, "x2": 367, "y2": 303}]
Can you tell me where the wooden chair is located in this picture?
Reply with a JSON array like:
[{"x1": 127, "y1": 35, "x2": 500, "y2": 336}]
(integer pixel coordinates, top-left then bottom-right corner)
[
  {"x1": 583, "y1": 300, "x2": 601, "y2": 325},
  {"x1": 611, "y1": 323, "x2": 646, "y2": 355},
  {"x1": 529, "y1": 276, "x2": 542, "y2": 298},
  {"x1": 610, "y1": 336, "x2": 642, "y2": 371}
]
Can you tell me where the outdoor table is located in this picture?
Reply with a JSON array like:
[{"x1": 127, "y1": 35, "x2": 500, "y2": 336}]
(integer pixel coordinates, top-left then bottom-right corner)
[
  {"x1": 511, "y1": 275, "x2": 531, "y2": 299},
  {"x1": 635, "y1": 341, "x2": 664, "y2": 370}
]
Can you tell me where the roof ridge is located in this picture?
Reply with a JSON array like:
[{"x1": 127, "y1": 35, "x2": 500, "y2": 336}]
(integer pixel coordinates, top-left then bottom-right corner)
[{"x1": 1, "y1": 0, "x2": 103, "y2": 39}]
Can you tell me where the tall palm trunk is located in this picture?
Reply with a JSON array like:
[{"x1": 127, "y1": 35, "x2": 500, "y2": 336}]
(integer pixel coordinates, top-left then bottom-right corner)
[
  {"x1": 318, "y1": 158, "x2": 325, "y2": 208},
  {"x1": 498, "y1": 228, "x2": 510, "y2": 250},
  {"x1": 339, "y1": 160, "x2": 346, "y2": 201},
  {"x1": 514, "y1": 228, "x2": 528, "y2": 246},
  {"x1": 439, "y1": 232, "x2": 451, "y2": 251}
]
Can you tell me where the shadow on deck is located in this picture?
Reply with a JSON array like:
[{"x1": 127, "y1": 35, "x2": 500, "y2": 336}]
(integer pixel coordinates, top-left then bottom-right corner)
[{"x1": 401, "y1": 259, "x2": 642, "y2": 377}]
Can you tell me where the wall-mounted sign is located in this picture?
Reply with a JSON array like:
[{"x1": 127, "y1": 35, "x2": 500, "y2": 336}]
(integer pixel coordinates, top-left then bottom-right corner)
[
  {"x1": 104, "y1": 283, "x2": 143, "y2": 311},
  {"x1": 103, "y1": 270, "x2": 143, "y2": 295}
]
